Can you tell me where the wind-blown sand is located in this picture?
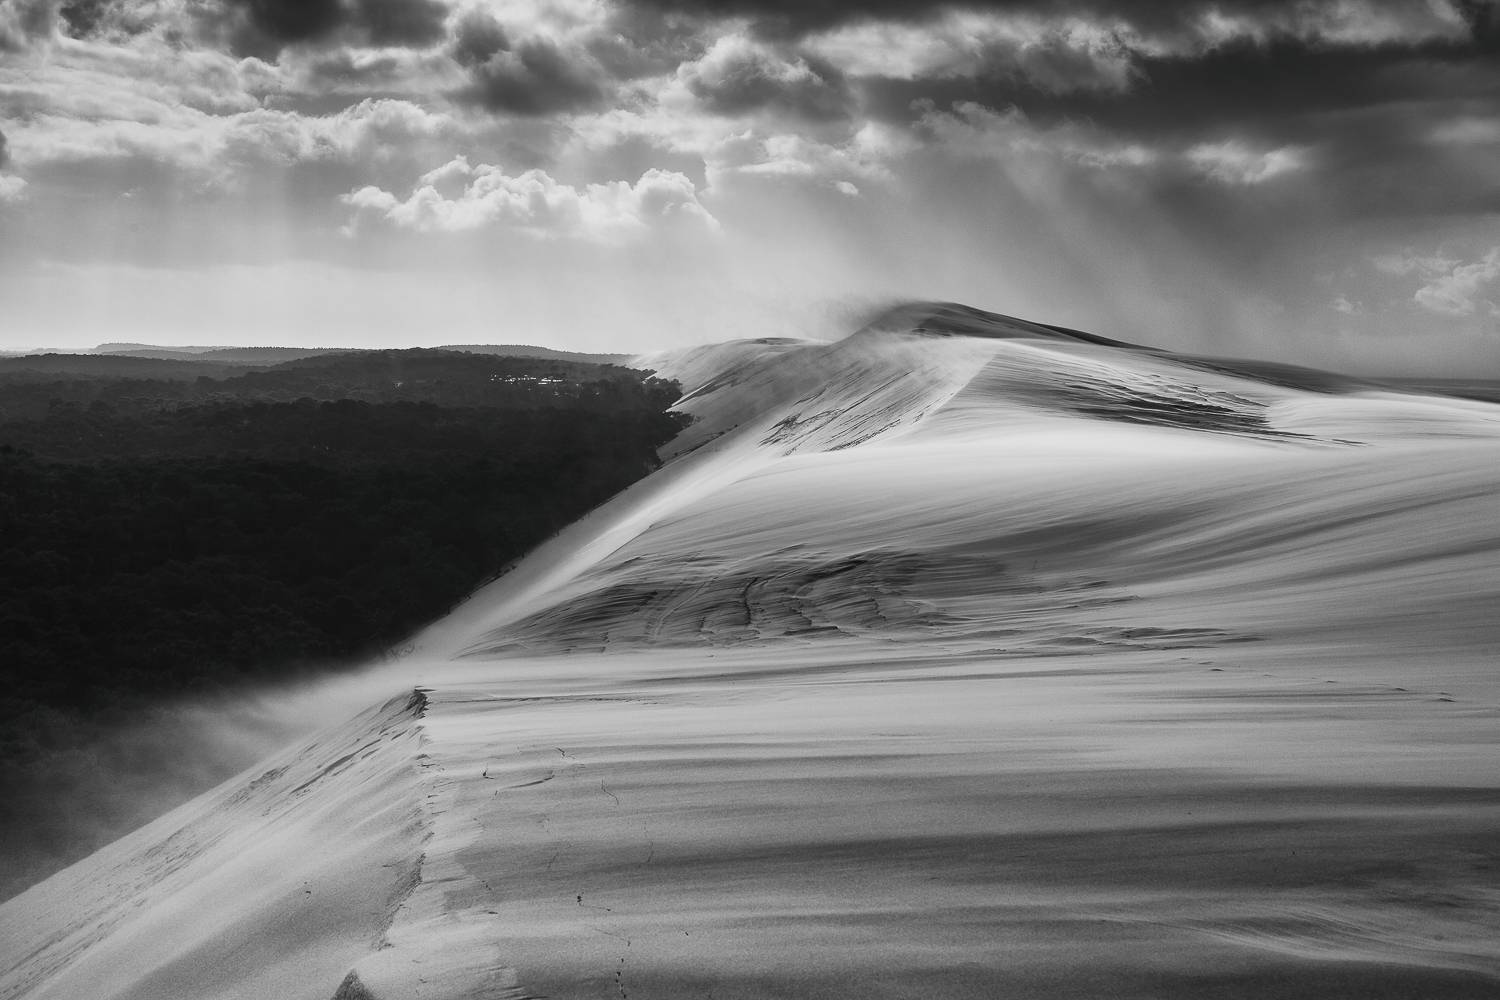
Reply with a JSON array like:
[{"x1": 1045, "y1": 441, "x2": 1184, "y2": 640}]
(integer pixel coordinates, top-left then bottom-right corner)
[{"x1": 3, "y1": 304, "x2": 1499, "y2": 999}]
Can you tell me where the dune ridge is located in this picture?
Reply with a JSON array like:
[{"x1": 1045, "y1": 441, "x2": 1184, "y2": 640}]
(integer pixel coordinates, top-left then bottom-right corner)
[{"x1": 3, "y1": 303, "x2": 1499, "y2": 999}]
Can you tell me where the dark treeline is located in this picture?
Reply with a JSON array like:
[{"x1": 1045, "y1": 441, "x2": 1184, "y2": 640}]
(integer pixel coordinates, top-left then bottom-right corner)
[
  {"x1": 0, "y1": 350, "x2": 652, "y2": 422},
  {"x1": 0, "y1": 350, "x2": 687, "y2": 899}
]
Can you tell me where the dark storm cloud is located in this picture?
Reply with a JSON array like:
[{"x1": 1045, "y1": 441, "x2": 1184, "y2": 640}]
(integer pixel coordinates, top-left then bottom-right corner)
[
  {"x1": 618, "y1": 0, "x2": 1498, "y2": 137},
  {"x1": 848, "y1": 9, "x2": 1497, "y2": 167},
  {"x1": 615, "y1": 0, "x2": 1062, "y2": 36},
  {"x1": 447, "y1": 0, "x2": 703, "y2": 111},
  {"x1": 1456, "y1": 0, "x2": 1500, "y2": 50},
  {"x1": 358, "y1": 0, "x2": 450, "y2": 46},
  {"x1": 616, "y1": 0, "x2": 1466, "y2": 41},
  {"x1": 455, "y1": 38, "x2": 606, "y2": 115},
  {"x1": 1125, "y1": 38, "x2": 1498, "y2": 136},
  {"x1": 450, "y1": 6, "x2": 509, "y2": 67},
  {"x1": 685, "y1": 44, "x2": 853, "y2": 121},
  {"x1": 58, "y1": 0, "x2": 108, "y2": 37},
  {"x1": 865, "y1": 38, "x2": 1500, "y2": 139},
  {"x1": 228, "y1": 0, "x2": 344, "y2": 49},
  {"x1": 893, "y1": 33, "x2": 1500, "y2": 221},
  {"x1": 55, "y1": 0, "x2": 156, "y2": 39},
  {"x1": 217, "y1": 0, "x2": 450, "y2": 58},
  {"x1": 0, "y1": 0, "x2": 56, "y2": 50},
  {"x1": 586, "y1": 7, "x2": 706, "y2": 82},
  {"x1": 739, "y1": 0, "x2": 1495, "y2": 226},
  {"x1": 0, "y1": 128, "x2": 10, "y2": 170}
]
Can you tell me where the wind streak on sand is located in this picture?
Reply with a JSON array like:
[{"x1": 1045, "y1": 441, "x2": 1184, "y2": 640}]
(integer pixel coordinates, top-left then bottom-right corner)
[{"x1": 4, "y1": 303, "x2": 1500, "y2": 999}]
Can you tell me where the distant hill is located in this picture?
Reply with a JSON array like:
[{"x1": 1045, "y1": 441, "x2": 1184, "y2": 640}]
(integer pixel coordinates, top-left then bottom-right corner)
[
  {"x1": 0, "y1": 344, "x2": 640, "y2": 387},
  {"x1": 94, "y1": 343, "x2": 632, "y2": 367},
  {"x1": 98, "y1": 346, "x2": 340, "y2": 365},
  {"x1": 0, "y1": 353, "x2": 247, "y2": 380},
  {"x1": 260, "y1": 347, "x2": 622, "y2": 378},
  {"x1": 439, "y1": 345, "x2": 630, "y2": 365},
  {"x1": 96, "y1": 343, "x2": 229, "y2": 355}
]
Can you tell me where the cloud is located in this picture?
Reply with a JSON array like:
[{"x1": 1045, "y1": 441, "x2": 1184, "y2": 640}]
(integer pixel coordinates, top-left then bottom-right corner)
[
  {"x1": 0, "y1": 175, "x2": 26, "y2": 202},
  {"x1": 803, "y1": 12, "x2": 1145, "y2": 94},
  {"x1": 1371, "y1": 251, "x2": 1458, "y2": 277},
  {"x1": 353, "y1": 0, "x2": 451, "y2": 47},
  {"x1": 1429, "y1": 114, "x2": 1500, "y2": 147},
  {"x1": 617, "y1": 0, "x2": 1477, "y2": 49},
  {"x1": 707, "y1": 124, "x2": 906, "y2": 187},
  {"x1": 677, "y1": 34, "x2": 852, "y2": 121},
  {"x1": 57, "y1": 0, "x2": 108, "y2": 38},
  {"x1": 0, "y1": 24, "x2": 479, "y2": 203},
  {"x1": 1, "y1": 27, "x2": 281, "y2": 126},
  {"x1": 211, "y1": 0, "x2": 452, "y2": 58},
  {"x1": 1188, "y1": 0, "x2": 1471, "y2": 48},
  {"x1": 341, "y1": 158, "x2": 718, "y2": 240},
  {"x1": 8, "y1": 95, "x2": 462, "y2": 195},
  {"x1": 554, "y1": 130, "x2": 710, "y2": 189},
  {"x1": 220, "y1": 0, "x2": 345, "y2": 52},
  {"x1": 1185, "y1": 140, "x2": 1306, "y2": 185},
  {"x1": 1457, "y1": 0, "x2": 1500, "y2": 50},
  {"x1": 450, "y1": 5, "x2": 508, "y2": 67},
  {"x1": 442, "y1": 1, "x2": 706, "y2": 116},
  {"x1": 825, "y1": 7, "x2": 1495, "y2": 226},
  {"x1": 0, "y1": 127, "x2": 10, "y2": 169},
  {"x1": 225, "y1": 98, "x2": 459, "y2": 166},
  {"x1": 292, "y1": 48, "x2": 407, "y2": 89},
  {"x1": 277, "y1": 41, "x2": 463, "y2": 97},
  {"x1": 5, "y1": 0, "x2": 1500, "y2": 373},
  {"x1": 453, "y1": 36, "x2": 607, "y2": 114},
  {"x1": 0, "y1": 0, "x2": 57, "y2": 51},
  {"x1": 54, "y1": 0, "x2": 195, "y2": 42},
  {"x1": 857, "y1": 20, "x2": 1497, "y2": 140},
  {"x1": 1414, "y1": 248, "x2": 1500, "y2": 317}
]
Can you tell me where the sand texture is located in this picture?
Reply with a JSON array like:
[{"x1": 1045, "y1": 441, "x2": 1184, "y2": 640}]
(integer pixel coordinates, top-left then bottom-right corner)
[{"x1": 3, "y1": 303, "x2": 1499, "y2": 999}]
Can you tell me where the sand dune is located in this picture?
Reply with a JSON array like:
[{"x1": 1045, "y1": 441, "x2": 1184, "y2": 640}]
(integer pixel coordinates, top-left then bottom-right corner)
[{"x1": 3, "y1": 303, "x2": 1499, "y2": 999}]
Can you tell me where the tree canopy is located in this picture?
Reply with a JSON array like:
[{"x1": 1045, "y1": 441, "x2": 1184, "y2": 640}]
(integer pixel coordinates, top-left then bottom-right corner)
[{"x1": 0, "y1": 349, "x2": 687, "y2": 900}]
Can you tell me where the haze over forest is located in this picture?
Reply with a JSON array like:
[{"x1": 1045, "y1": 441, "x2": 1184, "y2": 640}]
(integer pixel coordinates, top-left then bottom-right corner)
[{"x1": 0, "y1": 347, "x2": 686, "y2": 898}]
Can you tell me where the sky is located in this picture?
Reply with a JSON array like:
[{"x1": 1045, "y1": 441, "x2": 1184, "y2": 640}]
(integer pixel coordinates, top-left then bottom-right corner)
[{"x1": 0, "y1": 0, "x2": 1497, "y2": 372}]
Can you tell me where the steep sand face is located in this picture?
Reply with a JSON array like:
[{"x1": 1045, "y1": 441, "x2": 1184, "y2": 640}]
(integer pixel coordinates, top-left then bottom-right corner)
[
  {"x1": 0, "y1": 692, "x2": 433, "y2": 1000},
  {"x1": 3, "y1": 306, "x2": 1499, "y2": 999}
]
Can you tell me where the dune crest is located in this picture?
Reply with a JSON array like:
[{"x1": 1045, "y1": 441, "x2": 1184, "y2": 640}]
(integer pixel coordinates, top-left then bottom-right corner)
[{"x1": 4, "y1": 304, "x2": 1500, "y2": 1000}]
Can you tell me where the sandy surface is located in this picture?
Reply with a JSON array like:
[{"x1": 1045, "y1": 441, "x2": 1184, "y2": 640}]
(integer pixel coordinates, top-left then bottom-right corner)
[{"x1": 3, "y1": 304, "x2": 1498, "y2": 999}]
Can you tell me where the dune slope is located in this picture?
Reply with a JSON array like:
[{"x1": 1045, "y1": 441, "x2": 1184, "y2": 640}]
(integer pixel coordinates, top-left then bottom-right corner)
[{"x1": 3, "y1": 303, "x2": 1499, "y2": 1000}]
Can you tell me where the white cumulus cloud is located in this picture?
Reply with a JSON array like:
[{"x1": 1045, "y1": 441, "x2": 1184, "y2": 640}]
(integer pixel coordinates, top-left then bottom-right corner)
[
  {"x1": 1413, "y1": 248, "x2": 1500, "y2": 317},
  {"x1": 804, "y1": 12, "x2": 1148, "y2": 92},
  {"x1": 1186, "y1": 141, "x2": 1307, "y2": 185},
  {"x1": 341, "y1": 159, "x2": 719, "y2": 241}
]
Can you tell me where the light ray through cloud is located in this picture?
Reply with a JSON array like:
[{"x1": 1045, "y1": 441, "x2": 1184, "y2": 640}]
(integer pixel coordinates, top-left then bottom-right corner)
[{"x1": 0, "y1": 0, "x2": 1496, "y2": 371}]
